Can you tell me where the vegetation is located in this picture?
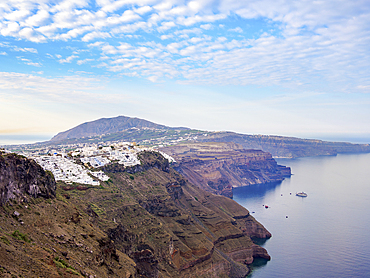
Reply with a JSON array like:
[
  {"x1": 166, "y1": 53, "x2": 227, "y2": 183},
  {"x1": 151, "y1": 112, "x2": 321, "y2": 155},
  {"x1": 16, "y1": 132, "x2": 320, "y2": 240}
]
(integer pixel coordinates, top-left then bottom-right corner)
[
  {"x1": 11, "y1": 230, "x2": 32, "y2": 243},
  {"x1": 0, "y1": 235, "x2": 10, "y2": 245},
  {"x1": 54, "y1": 257, "x2": 80, "y2": 275}
]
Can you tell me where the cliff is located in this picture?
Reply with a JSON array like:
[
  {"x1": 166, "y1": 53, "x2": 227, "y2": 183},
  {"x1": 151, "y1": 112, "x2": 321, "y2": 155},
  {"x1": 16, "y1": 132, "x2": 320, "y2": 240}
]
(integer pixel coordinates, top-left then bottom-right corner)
[
  {"x1": 0, "y1": 151, "x2": 272, "y2": 278},
  {"x1": 0, "y1": 151, "x2": 56, "y2": 205},
  {"x1": 197, "y1": 132, "x2": 370, "y2": 158},
  {"x1": 161, "y1": 142, "x2": 291, "y2": 197}
]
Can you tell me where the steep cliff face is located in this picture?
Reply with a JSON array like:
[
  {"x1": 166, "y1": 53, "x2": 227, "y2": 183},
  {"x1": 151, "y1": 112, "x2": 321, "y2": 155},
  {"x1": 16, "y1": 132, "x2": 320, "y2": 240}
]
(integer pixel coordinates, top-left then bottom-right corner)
[
  {"x1": 0, "y1": 151, "x2": 56, "y2": 205},
  {"x1": 162, "y1": 142, "x2": 291, "y2": 197},
  {"x1": 100, "y1": 153, "x2": 271, "y2": 277},
  {"x1": 0, "y1": 151, "x2": 272, "y2": 277},
  {"x1": 198, "y1": 132, "x2": 370, "y2": 158},
  {"x1": 97, "y1": 151, "x2": 271, "y2": 277}
]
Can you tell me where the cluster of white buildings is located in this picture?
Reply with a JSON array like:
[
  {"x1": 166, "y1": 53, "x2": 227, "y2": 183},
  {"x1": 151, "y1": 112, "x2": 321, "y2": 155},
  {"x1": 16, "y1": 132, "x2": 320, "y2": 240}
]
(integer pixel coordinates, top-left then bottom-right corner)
[
  {"x1": 27, "y1": 142, "x2": 175, "y2": 186},
  {"x1": 33, "y1": 155, "x2": 103, "y2": 186}
]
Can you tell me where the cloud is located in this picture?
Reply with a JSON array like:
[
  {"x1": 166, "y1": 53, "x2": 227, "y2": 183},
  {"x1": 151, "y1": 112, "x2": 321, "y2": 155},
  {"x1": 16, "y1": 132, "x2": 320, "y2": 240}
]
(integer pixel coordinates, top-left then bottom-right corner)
[
  {"x1": 0, "y1": 0, "x2": 369, "y2": 92},
  {"x1": 81, "y1": 31, "x2": 111, "y2": 42},
  {"x1": 200, "y1": 23, "x2": 212, "y2": 30},
  {"x1": 0, "y1": 71, "x2": 120, "y2": 104},
  {"x1": 228, "y1": 26, "x2": 242, "y2": 33},
  {"x1": 0, "y1": 43, "x2": 38, "y2": 53},
  {"x1": 25, "y1": 9, "x2": 50, "y2": 27},
  {"x1": 160, "y1": 34, "x2": 174, "y2": 40},
  {"x1": 17, "y1": 57, "x2": 42, "y2": 67},
  {"x1": 1, "y1": 22, "x2": 20, "y2": 36},
  {"x1": 77, "y1": 58, "x2": 94, "y2": 65},
  {"x1": 157, "y1": 21, "x2": 176, "y2": 32},
  {"x1": 59, "y1": 55, "x2": 78, "y2": 63}
]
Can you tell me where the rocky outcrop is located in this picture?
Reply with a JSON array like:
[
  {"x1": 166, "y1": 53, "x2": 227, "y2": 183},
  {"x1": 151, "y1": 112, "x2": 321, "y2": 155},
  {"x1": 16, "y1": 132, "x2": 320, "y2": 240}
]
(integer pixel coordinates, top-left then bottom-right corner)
[
  {"x1": 0, "y1": 151, "x2": 56, "y2": 205},
  {"x1": 162, "y1": 142, "x2": 291, "y2": 197},
  {"x1": 197, "y1": 132, "x2": 370, "y2": 158}
]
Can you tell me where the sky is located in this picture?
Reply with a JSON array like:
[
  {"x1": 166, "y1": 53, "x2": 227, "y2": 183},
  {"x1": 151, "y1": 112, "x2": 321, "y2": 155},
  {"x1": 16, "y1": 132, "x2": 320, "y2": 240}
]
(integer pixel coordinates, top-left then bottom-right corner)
[{"x1": 1, "y1": 0, "x2": 370, "y2": 144}]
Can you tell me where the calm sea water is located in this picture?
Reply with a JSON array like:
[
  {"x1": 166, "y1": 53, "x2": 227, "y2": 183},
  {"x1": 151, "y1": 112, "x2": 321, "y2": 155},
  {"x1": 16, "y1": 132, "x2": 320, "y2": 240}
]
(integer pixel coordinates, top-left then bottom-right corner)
[
  {"x1": 0, "y1": 134, "x2": 52, "y2": 146},
  {"x1": 233, "y1": 153, "x2": 370, "y2": 278}
]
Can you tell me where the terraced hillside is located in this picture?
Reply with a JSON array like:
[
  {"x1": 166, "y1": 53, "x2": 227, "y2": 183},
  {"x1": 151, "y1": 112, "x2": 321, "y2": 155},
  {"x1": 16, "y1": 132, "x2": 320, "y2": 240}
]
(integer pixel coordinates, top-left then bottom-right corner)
[{"x1": 162, "y1": 142, "x2": 291, "y2": 197}]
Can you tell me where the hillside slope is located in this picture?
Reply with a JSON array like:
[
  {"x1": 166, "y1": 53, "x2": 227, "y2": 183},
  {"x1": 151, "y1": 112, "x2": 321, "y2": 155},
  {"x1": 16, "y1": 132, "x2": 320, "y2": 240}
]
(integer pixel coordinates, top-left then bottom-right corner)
[
  {"x1": 51, "y1": 115, "x2": 188, "y2": 142},
  {"x1": 0, "y1": 151, "x2": 271, "y2": 277},
  {"x1": 45, "y1": 116, "x2": 370, "y2": 159},
  {"x1": 162, "y1": 142, "x2": 291, "y2": 197}
]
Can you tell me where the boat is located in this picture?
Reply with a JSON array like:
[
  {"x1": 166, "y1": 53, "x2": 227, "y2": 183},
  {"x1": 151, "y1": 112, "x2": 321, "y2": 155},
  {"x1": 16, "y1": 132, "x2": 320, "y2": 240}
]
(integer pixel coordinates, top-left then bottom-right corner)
[{"x1": 296, "y1": 192, "x2": 308, "y2": 197}]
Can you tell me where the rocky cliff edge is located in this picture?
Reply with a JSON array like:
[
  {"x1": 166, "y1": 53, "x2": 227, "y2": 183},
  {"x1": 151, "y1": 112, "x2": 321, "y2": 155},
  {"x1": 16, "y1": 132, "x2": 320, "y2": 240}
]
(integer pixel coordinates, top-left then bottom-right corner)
[{"x1": 0, "y1": 151, "x2": 56, "y2": 205}]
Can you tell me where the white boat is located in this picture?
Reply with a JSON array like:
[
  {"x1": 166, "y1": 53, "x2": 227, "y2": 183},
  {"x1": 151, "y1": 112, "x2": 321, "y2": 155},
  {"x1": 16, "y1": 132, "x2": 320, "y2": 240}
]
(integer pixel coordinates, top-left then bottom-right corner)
[{"x1": 296, "y1": 192, "x2": 308, "y2": 197}]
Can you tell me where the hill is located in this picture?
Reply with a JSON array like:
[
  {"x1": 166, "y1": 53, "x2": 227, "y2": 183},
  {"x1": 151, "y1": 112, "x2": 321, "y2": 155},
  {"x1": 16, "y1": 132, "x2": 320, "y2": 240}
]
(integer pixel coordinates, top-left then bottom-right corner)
[
  {"x1": 50, "y1": 116, "x2": 189, "y2": 142},
  {"x1": 45, "y1": 116, "x2": 370, "y2": 159},
  {"x1": 0, "y1": 150, "x2": 271, "y2": 277}
]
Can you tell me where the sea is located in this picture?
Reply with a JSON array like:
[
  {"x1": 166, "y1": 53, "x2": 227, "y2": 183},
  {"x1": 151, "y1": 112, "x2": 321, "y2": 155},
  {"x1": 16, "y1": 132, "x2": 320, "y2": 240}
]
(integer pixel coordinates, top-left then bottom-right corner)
[
  {"x1": 0, "y1": 134, "x2": 52, "y2": 146},
  {"x1": 233, "y1": 153, "x2": 370, "y2": 278}
]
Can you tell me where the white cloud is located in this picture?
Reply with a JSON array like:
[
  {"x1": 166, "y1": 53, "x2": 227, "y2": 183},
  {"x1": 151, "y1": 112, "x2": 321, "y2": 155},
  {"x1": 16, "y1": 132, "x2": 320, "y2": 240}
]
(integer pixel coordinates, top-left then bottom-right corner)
[
  {"x1": 0, "y1": 71, "x2": 113, "y2": 104},
  {"x1": 157, "y1": 21, "x2": 176, "y2": 32},
  {"x1": 77, "y1": 58, "x2": 94, "y2": 65},
  {"x1": 148, "y1": 75, "x2": 159, "y2": 82},
  {"x1": 19, "y1": 27, "x2": 47, "y2": 42},
  {"x1": 81, "y1": 31, "x2": 111, "y2": 42},
  {"x1": 200, "y1": 23, "x2": 212, "y2": 30},
  {"x1": 1, "y1": 22, "x2": 20, "y2": 36},
  {"x1": 59, "y1": 55, "x2": 78, "y2": 63},
  {"x1": 17, "y1": 57, "x2": 42, "y2": 67},
  {"x1": 229, "y1": 26, "x2": 242, "y2": 33},
  {"x1": 160, "y1": 34, "x2": 174, "y2": 40},
  {"x1": 26, "y1": 61, "x2": 42, "y2": 67},
  {"x1": 135, "y1": 6, "x2": 153, "y2": 15},
  {"x1": 4, "y1": 9, "x2": 31, "y2": 21},
  {"x1": 0, "y1": 43, "x2": 38, "y2": 53},
  {"x1": 25, "y1": 9, "x2": 49, "y2": 27},
  {"x1": 177, "y1": 14, "x2": 227, "y2": 26},
  {"x1": 0, "y1": 0, "x2": 368, "y2": 92}
]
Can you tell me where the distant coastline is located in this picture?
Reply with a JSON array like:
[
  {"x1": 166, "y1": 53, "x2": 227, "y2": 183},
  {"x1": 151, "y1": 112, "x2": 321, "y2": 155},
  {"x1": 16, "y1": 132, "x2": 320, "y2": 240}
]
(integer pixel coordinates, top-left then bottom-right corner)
[{"x1": 0, "y1": 134, "x2": 52, "y2": 146}]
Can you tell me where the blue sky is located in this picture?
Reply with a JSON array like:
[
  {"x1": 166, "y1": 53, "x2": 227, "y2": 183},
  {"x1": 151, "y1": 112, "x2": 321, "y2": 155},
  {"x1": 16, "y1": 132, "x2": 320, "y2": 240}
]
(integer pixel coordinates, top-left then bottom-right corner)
[{"x1": 1, "y1": 0, "x2": 370, "y2": 143}]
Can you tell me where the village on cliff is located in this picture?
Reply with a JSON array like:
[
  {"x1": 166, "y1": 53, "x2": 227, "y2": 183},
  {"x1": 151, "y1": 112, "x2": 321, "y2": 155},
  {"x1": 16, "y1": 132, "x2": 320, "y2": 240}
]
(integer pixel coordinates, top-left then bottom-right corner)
[{"x1": 11, "y1": 142, "x2": 175, "y2": 186}]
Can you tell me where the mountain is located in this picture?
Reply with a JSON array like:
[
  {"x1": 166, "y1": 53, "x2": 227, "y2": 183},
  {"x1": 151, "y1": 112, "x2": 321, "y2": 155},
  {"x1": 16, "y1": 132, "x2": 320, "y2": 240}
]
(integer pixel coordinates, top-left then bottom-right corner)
[
  {"x1": 48, "y1": 116, "x2": 370, "y2": 159},
  {"x1": 50, "y1": 115, "x2": 189, "y2": 142},
  {"x1": 0, "y1": 150, "x2": 271, "y2": 277}
]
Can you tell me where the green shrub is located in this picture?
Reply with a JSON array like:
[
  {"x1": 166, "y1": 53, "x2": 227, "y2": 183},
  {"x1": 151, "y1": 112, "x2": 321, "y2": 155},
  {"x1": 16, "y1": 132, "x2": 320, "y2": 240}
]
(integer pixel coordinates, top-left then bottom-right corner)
[
  {"x1": 54, "y1": 256, "x2": 68, "y2": 268},
  {"x1": 11, "y1": 230, "x2": 32, "y2": 243},
  {"x1": 129, "y1": 175, "x2": 134, "y2": 180},
  {"x1": 0, "y1": 235, "x2": 10, "y2": 245},
  {"x1": 66, "y1": 268, "x2": 80, "y2": 275},
  {"x1": 54, "y1": 257, "x2": 79, "y2": 274}
]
